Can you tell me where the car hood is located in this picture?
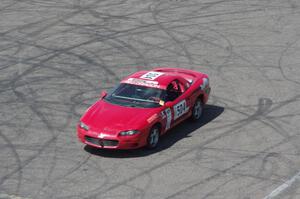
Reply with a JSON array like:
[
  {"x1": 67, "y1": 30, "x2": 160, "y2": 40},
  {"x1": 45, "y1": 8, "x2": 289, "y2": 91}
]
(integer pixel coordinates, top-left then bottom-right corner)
[{"x1": 81, "y1": 100, "x2": 160, "y2": 135}]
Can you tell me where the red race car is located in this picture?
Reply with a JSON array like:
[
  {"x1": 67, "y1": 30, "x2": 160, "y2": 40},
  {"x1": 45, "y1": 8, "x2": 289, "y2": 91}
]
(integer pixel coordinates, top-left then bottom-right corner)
[{"x1": 77, "y1": 68, "x2": 210, "y2": 149}]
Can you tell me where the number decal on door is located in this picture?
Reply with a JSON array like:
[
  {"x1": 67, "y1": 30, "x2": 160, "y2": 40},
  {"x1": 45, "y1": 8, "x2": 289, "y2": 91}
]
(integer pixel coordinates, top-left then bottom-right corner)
[{"x1": 173, "y1": 100, "x2": 189, "y2": 120}]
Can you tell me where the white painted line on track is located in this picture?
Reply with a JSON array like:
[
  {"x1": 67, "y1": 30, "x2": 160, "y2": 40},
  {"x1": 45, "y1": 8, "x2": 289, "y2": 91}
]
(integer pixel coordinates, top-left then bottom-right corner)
[
  {"x1": 0, "y1": 193, "x2": 31, "y2": 199},
  {"x1": 263, "y1": 171, "x2": 300, "y2": 199}
]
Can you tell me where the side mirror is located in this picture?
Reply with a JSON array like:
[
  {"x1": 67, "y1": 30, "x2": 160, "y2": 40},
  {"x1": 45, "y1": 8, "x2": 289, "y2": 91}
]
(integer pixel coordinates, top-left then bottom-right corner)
[
  {"x1": 100, "y1": 90, "x2": 107, "y2": 99},
  {"x1": 165, "y1": 101, "x2": 172, "y2": 108}
]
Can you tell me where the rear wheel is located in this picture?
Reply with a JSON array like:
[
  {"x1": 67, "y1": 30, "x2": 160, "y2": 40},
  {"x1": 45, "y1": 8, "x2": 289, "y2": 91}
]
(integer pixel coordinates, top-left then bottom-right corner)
[
  {"x1": 146, "y1": 125, "x2": 160, "y2": 149},
  {"x1": 191, "y1": 99, "x2": 203, "y2": 121}
]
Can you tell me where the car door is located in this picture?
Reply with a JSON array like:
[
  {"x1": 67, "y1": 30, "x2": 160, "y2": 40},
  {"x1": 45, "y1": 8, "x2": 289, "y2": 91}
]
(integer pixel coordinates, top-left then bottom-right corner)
[
  {"x1": 166, "y1": 79, "x2": 192, "y2": 128},
  {"x1": 171, "y1": 93, "x2": 191, "y2": 126}
]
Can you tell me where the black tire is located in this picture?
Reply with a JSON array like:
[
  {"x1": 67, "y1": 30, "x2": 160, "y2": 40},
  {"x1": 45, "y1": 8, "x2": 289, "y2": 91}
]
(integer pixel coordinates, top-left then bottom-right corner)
[
  {"x1": 191, "y1": 98, "x2": 203, "y2": 121},
  {"x1": 146, "y1": 125, "x2": 160, "y2": 149}
]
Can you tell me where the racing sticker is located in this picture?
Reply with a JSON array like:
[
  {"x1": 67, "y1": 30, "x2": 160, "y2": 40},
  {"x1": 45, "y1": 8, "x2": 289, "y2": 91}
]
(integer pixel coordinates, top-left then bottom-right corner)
[
  {"x1": 147, "y1": 113, "x2": 158, "y2": 123},
  {"x1": 124, "y1": 78, "x2": 160, "y2": 88},
  {"x1": 161, "y1": 108, "x2": 172, "y2": 130},
  {"x1": 140, "y1": 71, "x2": 164, "y2": 80},
  {"x1": 173, "y1": 100, "x2": 189, "y2": 120},
  {"x1": 165, "y1": 108, "x2": 172, "y2": 130}
]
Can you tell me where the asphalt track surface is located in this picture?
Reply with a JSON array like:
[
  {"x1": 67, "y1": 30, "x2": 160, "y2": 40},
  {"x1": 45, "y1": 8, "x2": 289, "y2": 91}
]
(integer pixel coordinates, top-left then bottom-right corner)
[{"x1": 0, "y1": 0, "x2": 300, "y2": 199}]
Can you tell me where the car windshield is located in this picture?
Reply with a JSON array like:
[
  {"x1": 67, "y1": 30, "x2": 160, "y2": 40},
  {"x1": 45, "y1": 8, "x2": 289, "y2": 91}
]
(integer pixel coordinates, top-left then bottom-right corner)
[{"x1": 104, "y1": 83, "x2": 166, "y2": 108}]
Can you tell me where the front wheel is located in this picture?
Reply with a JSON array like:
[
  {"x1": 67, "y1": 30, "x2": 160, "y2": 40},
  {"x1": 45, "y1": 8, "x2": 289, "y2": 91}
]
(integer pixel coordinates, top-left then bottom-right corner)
[
  {"x1": 146, "y1": 125, "x2": 160, "y2": 149},
  {"x1": 191, "y1": 99, "x2": 203, "y2": 121}
]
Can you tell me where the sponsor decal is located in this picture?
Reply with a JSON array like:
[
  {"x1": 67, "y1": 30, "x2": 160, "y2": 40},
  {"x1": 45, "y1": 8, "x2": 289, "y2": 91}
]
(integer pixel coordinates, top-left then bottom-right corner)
[
  {"x1": 160, "y1": 108, "x2": 172, "y2": 130},
  {"x1": 160, "y1": 111, "x2": 166, "y2": 119},
  {"x1": 140, "y1": 71, "x2": 164, "y2": 80},
  {"x1": 164, "y1": 108, "x2": 172, "y2": 130},
  {"x1": 124, "y1": 78, "x2": 160, "y2": 88},
  {"x1": 147, "y1": 113, "x2": 158, "y2": 123}
]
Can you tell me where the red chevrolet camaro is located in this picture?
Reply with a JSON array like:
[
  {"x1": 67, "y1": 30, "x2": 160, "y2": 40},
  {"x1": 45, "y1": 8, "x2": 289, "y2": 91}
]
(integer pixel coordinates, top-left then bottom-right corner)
[{"x1": 77, "y1": 68, "x2": 210, "y2": 149}]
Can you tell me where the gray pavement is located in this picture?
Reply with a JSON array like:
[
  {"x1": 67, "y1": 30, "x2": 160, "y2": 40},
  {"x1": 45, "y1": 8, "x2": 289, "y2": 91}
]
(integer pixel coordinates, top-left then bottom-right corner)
[{"x1": 0, "y1": 0, "x2": 300, "y2": 199}]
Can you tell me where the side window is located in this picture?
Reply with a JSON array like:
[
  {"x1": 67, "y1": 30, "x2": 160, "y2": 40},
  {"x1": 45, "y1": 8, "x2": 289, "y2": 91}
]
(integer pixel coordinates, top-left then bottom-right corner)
[
  {"x1": 177, "y1": 81, "x2": 186, "y2": 93},
  {"x1": 165, "y1": 80, "x2": 182, "y2": 102}
]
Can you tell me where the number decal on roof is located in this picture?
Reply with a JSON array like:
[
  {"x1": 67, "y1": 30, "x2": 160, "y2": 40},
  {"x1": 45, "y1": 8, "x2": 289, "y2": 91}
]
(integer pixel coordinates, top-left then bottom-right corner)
[{"x1": 140, "y1": 71, "x2": 164, "y2": 80}]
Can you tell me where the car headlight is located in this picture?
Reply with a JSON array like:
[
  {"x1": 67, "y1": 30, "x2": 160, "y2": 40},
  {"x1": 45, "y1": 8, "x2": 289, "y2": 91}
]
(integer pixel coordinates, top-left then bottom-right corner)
[
  {"x1": 119, "y1": 130, "x2": 140, "y2": 136},
  {"x1": 79, "y1": 121, "x2": 89, "y2": 131}
]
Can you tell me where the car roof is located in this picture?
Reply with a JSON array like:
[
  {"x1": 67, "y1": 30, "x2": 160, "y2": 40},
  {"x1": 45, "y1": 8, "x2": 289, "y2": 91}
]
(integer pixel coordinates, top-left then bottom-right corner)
[{"x1": 121, "y1": 70, "x2": 184, "y2": 90}]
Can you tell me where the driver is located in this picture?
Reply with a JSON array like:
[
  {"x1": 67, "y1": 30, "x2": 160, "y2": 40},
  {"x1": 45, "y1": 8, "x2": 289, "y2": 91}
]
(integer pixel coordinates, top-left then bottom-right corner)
[{"x1": 165, "y1": 81, "x2": 181, "y2": 101}]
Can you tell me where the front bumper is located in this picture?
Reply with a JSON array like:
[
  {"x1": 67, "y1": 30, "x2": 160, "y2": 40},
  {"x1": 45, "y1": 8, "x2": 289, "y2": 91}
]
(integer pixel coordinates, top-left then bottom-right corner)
[{"x1": 77, "y1": 127, "x2": 146, "y2": 149}]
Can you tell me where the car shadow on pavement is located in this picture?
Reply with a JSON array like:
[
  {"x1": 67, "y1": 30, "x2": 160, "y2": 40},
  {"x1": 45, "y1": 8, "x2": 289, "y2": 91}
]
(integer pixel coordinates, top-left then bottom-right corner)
[{"x1": 84, "y1": 104, "x2": 224, "y2": 158}]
